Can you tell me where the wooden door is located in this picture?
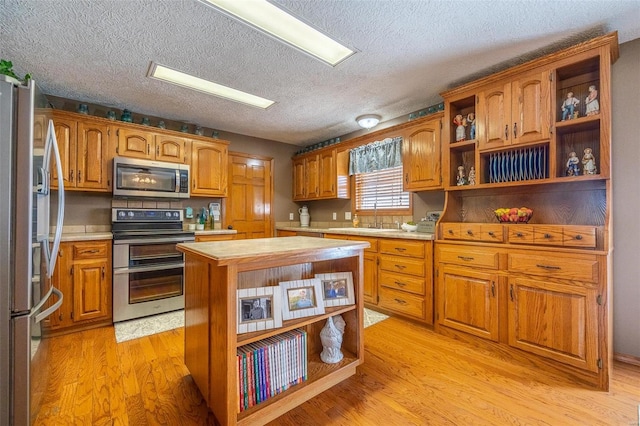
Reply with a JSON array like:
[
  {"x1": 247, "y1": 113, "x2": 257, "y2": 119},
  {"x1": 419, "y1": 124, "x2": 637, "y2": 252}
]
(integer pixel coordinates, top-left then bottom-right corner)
[
  {"x1": 511, "y1": 69, "x2": 550, "y2": 144},
  {"x1": 76, "y1": 120, "x2": 110, "y2": 191},
  {"x1": 52, "y1": 116, "x2": 77, "y2": 189},
  {"x1": 508, "y1": 276, "x2": 599, "y2": 372},
  {"x1": 318, "y1": 150, "x2": 336, "y2": 198},
  {"x1": 439, "y1": 265, "x2": 499, "y2": 341},
  {"x1": 292, "y1": 157, "x2": 306, "y2": 200},
  {"x1": 403, "y1": 119, "x2": 442, "y2": 190},
  {"x1": 155, "y1": 134, "x2": 189, "y2": 164},
  {"x1": 116, "y1": 127, "x2": 155, "y2": 160},
  {"x1": 363, "y1": 251, "x2": 378, "y2": 305},
  {"x1": 305, "y1": 154, "x2": 320, "y2": 199},
  {"x1": 191, "y1": 140, "x2": 228, "y2": 196},
  {"x1": 224, "y1": 153, "x2": 273, "y2": 239},
  {"x1": 72, "y1": 259, "x2": 109, "y2": 323},
  {"x1": 477, "y1": 81, "x2": 511, "y2": 150}
]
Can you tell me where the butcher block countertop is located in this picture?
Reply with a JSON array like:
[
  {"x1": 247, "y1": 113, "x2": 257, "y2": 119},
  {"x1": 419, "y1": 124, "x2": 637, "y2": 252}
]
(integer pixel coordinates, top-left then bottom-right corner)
[{"x1": 177, "y1": 236, "x2": 369, "y2": 265}]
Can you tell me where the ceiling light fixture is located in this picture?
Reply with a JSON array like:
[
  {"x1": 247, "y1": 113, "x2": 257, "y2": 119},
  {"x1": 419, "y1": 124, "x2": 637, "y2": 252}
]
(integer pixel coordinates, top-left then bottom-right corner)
[
  {"x1": 147, "y1": 63, "x2": 275, "y2": 109},
  {"x1": 201, "y1": 0, "x2": 355, "y2": 67},
  {"x1": 356, "y1": 114, "x2": 381, "y2": 129}
]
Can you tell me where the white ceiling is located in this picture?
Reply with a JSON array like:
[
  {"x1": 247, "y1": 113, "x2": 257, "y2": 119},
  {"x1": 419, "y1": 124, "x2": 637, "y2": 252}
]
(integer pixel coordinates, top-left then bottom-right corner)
[{"x1": 2, "y1": 0, "x2": 639, "y2": 146}]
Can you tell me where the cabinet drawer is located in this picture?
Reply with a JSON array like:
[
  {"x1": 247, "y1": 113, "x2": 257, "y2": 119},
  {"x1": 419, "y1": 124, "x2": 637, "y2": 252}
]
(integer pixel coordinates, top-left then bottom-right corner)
[
  {"x1": 72, "y1": 242, "x2": 109, "y2": 260},
  {"x1": 480, "y1": 224, "x2": 504, "y2": 243},
  {"x1": 458, "y1": 223, "x2": 482, "y2": 241},
  {"x1": 378, "y1": 287, "x2": 425, "y2": 320},
  {"x1": 379, "y1": 255, "x2": 425, "y2": 277},
  {"x1": 441, "y1": 223, "x2": 460, "y2": 239},
  {"x1": 379, "y1": 271, "x2": 425, "y2": 295},
  {"x1": 533, "y1": 226, "x2": 564, "y2": 246},
  {"x1": 563, "y1": 226, "x2": 596, "y2": 248},
  {"x1": 507, "y1": 225, "x2": 535, "y2": 244},
  {"x1": 350, "y1": 236, "x2": 378, "y2": 253},
  {"x1": 379, "y1": 239, "x2": 424, "y2": 257},
  {"x1": 508, "y1": 253, "x2": 599, "y2": 283},
  {"x1": 438, "y1": 246, "x2": 500, "y2": 269}
]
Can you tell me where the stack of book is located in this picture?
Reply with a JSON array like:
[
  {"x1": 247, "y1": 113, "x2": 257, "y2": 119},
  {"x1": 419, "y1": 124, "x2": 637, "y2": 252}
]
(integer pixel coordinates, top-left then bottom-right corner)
[{"x1": 237, "y1": 329, "x2": 308, "y2": 412}]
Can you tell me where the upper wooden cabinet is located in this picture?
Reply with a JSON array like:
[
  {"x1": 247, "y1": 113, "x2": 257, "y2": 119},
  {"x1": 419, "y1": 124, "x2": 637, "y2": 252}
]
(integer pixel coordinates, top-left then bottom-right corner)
[
  {"x1": 292, "y1": 148, "x2": 349, "y2": 201},
  {"x1": 402, "y1": 115, "x2": 442, "y2": 191},
  {"x1": 191, "y1": 139, "x2": 229, "y2": 197},
  {"x1": 116, "y1": 127, "x2": 189, "y2": 164},
  {"x1": 52, "y1": 111, "x2": 111, "y2": 192}
]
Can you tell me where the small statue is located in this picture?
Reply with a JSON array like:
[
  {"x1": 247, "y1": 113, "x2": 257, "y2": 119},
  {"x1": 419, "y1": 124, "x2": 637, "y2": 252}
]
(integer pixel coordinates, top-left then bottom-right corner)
[
  {"x1": 585, "y1": 85, "x2": 599, "y2": 116},
  {"x1": 468, "y1": 166, "x2": 476, "y2": 185},
  {"x1": 467, "y1": 113, "x2": 476, "y2": 140},
  {"x1": 453, "y1": 114, "x2": 467, "y2": 142},
  {"x1": 320, "y1": 315, "x2": 345, "y2": 364},
  {"x1": 456, "y1": 165, "x2": 467, "y2": 186},
  {"x1": 582, "y1": 148, "x2": 597, "y2": 175},
  {"x1": 566, "y1": 151, "x2": 580, "y2": 176},
  {"x1": 561, "y1": 91, "x2": 580, "y2": 121}
]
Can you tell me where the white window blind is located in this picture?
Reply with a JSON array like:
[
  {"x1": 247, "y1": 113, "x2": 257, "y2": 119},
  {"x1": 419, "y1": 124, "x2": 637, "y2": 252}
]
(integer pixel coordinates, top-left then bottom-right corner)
[{"x1": 354, "y1": 165, "x2": 410, "y2": 211}]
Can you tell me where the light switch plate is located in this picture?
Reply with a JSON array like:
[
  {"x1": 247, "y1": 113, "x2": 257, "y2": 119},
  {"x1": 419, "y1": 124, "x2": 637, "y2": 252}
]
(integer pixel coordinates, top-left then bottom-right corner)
[
  {"x1": 345, "y1": 212, "x2": 352, "y2": 220},
  {"x1": 332, "y1": 212, "x2": 337, "y2": 220},
  {"x1": 289, "y1": 213, "x2": 294, "y2": 220}
]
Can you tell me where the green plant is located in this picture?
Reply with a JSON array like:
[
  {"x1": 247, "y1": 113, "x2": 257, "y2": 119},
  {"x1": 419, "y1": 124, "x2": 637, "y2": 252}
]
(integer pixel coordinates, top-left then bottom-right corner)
[{"x1": 0, "y1": 59, "x2": 31, "y2": 83}]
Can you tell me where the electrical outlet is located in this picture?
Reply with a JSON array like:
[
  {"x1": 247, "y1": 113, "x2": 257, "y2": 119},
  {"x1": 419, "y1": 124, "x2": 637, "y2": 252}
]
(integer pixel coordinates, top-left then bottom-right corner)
[
  {"x1": 289, "y1": 212, "x2": 294, "y2": 220},
  {"x1": 332, "y1": 212, "x2": 337, "y2": 220},
  {"x1": 345, "y1": 212, "x2": 352, "y2": 220}
]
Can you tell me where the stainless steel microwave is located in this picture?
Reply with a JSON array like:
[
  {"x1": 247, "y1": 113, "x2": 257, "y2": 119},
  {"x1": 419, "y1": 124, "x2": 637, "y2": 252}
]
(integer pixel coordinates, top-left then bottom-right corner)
[{"x1": 113, "y1": 157, "x2": 190, "y2": 199}]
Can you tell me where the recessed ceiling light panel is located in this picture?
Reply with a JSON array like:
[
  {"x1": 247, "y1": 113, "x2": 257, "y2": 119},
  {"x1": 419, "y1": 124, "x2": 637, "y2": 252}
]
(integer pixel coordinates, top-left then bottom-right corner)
[
  {"x1": 202, "y1": 0, "x2": 355, "y2": 67},
  {"x1": 147, "y1": 63, "x2": 275, "y2": 109}
]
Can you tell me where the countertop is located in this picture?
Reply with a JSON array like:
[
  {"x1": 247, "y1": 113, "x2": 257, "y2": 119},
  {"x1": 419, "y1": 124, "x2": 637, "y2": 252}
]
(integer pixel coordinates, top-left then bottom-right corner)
[
  {"x1": 178, "y1": 236, "x2": 370, "y2": 264},
  {"x1": 60, "y1": 232, "x2": 113, "y2": 242},
  {"x1": 194, "y1": 229, "x2": 237, "y2": 236},
  {"x1": 276, "y1": 226, "x2": 435, "y2": 241}
]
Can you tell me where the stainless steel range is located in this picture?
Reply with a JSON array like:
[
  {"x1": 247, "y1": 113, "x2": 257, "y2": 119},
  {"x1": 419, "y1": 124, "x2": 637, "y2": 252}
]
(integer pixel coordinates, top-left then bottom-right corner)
[{"x1": 112, "y1": 208, "x2": 194, "y2": 322}]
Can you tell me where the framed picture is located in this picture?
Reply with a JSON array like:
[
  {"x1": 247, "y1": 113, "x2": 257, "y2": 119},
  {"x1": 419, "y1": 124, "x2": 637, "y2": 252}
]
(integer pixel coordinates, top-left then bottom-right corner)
[
  {"x1": 237, "y1": 286, "x2": 282, "y2": 334},
  {"x1": 315, "y1": 272, "x2": 355, "y2": 308},
  {"x1": 279, "y1": 278, "x2": 325, "y2": 320}
]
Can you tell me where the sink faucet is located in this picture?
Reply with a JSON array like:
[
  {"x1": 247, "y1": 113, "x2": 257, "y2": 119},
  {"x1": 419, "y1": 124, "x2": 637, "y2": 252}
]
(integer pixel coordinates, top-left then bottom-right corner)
[{"x1": 369, "y1": 202, "x2": 379, "y2": 228}]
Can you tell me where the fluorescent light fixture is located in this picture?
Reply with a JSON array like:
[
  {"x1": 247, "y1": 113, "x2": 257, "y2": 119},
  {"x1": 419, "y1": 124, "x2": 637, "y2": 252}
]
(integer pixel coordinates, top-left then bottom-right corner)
[
  {"x1": 356, "y1": 114, "x2": 381, "y2": 129},
  {"x1": 202, "y1": 0, "x2": 355, "y2": 66},
  {"x1": 147, "y1": 63, "x2": 275, "y2": 109}
]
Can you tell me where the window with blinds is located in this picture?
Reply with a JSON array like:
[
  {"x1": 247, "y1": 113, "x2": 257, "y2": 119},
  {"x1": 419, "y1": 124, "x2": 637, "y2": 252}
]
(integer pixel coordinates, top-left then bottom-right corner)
[{"x1": 354, "y1": 165, "x2": 411, "y2": 212}]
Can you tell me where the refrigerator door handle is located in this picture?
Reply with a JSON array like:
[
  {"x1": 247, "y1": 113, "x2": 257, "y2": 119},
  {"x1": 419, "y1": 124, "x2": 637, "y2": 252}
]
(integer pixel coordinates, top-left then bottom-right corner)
[
  {"x1": 45, "y1": 119, "x2": 64, "y2": 278},
  {"x1": 34, "y1": 286, "x2": 63, "y2": 323}
]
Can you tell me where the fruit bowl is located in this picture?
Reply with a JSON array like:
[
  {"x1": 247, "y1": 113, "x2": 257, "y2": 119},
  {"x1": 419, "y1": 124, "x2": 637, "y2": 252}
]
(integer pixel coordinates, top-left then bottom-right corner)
[{"x1": 494, "y1": 207, "x2": 533, "y2": 223}]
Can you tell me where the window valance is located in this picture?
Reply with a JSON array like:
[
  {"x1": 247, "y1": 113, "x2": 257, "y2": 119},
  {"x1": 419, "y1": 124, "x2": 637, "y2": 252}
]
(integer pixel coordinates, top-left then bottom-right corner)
[{"x1": 348, "y1": 136, "x2": 403, "y2": 175}]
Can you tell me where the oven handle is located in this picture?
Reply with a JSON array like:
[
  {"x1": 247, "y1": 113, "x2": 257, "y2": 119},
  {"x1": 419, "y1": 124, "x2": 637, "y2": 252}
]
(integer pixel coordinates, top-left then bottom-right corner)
[
  {"x1": 113, "y1": 263, "x2": 185, "y2": 275},
  {"x1": 113, "y1": 236, "x2": 195, "y2": 245}
]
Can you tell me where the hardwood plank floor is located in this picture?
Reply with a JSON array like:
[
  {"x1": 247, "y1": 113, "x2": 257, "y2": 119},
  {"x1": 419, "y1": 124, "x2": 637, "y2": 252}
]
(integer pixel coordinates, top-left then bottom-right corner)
[{"x1": 34, "y1": 317, "x2": 640, "y2": 425}]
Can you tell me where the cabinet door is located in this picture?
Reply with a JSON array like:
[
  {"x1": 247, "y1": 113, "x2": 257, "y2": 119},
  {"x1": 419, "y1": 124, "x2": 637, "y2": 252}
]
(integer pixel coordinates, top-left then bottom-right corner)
[
  {"x1": 403, "y1": 119, "x2": 442, "y2": 190},
  {"x1": 77, "y1": 120, "x2": 111, "y2": 191},
  {"x1": 72, "y1": 259, "x2": 110, "y2": 323},
  {"x1": 292, "y1": 157, "x2": 306, "y2": 200},
  {"x1": 318, "y1": 150, "x2": 337, "y2": 198},
  {"x1": 511, "y1": 70, "x2": 550, "y2": 144},
  {"x1": 305, "y1": 154, "x2": 320, "y2": 199},
  {"x1": 438, "y1": 265, "x2": 499, "y2": 341},
  {"x1": 191, "y1": 140, "x2": 228, "y2": 196},
  {"x1": 52, "y1": 117, "x2": 77, "y2": 188},
  {"x1": 41, "y1": 245, "x2": 73, "y2": 331},
  {"x1": 508, "y1": 276, "x2": 599, "y2": 372},
  {"x1": 155, "y1": 134, "x2": 189, "y2": 164},
  {"x1": 477, "y1": 81, "x2": 511, "y2": 150},
  {"x1": 116, "y1": 127, "x2": 155, "y2": 160},
  {"x1": 363, "y1": 251, "x2": 378, "y2": 305}
]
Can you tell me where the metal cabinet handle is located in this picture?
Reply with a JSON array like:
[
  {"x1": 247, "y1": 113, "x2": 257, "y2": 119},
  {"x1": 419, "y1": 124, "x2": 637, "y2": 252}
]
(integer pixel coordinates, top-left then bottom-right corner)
[
  {"x1": 394, "y1": 247, "x2": 406, "y2": 252},
  {"x1": 491, "y1": 281, "x2": 495, "y2": 297},
  {"x1": 505, "y1": 125, "x2": 509, "y2": 140},
  {"x1": 394, "y1": 264, "x2": 406, "y2": 270},
  {"x1": 516, "y1": 232, "x2": 523, "y2": 237},
  {"x1": 448, "y1": 229, "x2": 454, "y2": 234},
  {"x1": 513, "y1": 122, "x2": 517, "y2": 138},
  {"x1": 70, "y1": 170, "x2": 74, "y2": 182},
  {"x1": 536, "y1": 264, "x2": 561, "y2": 270},
  {"x1": 394, "y1": 281, "x2": 406, "y2": 287},
  {"x1": 488, "y1": 231, "x2": 495, "y2": 236},
  {"x1": 457, "y1": 256, "x2": 474, "y2": 261},
  {"x1": 102, "y1": 266, "x2": 105, "y2": 279},
  {"x1": 394, "y1": 298, "x2": 407, "y2": 305},
  {"x1": 466, "y1": 229, "x2": 473, "y2": 235},
  {"x1": 147, "y1": 144, "x2": 150, "y2": 155},
  {"x1": 78, "y1": 170, "x2": 81, "y2": 182},
  {"x1": 575, "y1": 235, "x2": 583, "y2": 240},
  {"x1": 544, "y1": 233, "x2": 552, "y2": 239},
  {"x1": 156, "y1": 146, "x2": 159, "y2": 156},
  {"x1": 510, "y1": 284, "x2": 514, "y2": 301}
]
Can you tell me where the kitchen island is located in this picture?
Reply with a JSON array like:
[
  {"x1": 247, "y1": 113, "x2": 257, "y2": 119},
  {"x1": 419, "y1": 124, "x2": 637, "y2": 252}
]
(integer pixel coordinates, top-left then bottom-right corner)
[{"x1": 177, "y1": 236, "x2": 368, "y2": 425}]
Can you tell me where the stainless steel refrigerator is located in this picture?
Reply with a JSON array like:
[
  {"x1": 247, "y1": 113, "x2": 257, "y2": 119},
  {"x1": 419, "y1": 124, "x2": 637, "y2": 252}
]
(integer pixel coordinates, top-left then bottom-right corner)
[{"x1": 0, "y1": 75, "x2": 65, "y2": 425}]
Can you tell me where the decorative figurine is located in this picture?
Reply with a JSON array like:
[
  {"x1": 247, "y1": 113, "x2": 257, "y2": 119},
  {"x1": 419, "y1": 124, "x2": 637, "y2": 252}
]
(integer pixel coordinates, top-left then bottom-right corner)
[
  {"x1": 468, "y1": 166, "x2": 476, "y2": 185},
  {"x1": 120, "y1": 109, "x2": 133, "y2": 122},
  {"x1": 561, "y1": 91, "x2": 580, "y2": 121},
  {"x1": 106, "y1": 110, "x2": 116, "y2": 121},
  {"x1": 582, "y1": 148, "x2": 597, "y2": 175},
  {"x1": 157, "y1": 120, "x2": 166, "y2": 129},
  {"x1": 453, "y1": 114, "x2": 467, "y2": 142},
  {"x1": 585, "y1": 85, "x2": 599, "y2": 116},
  {"x1": 77, "y1": 104, "x2": 88, "y2": 115},
  {"x1": 180, "y1": 124, "x2": 189, "y2": 133},
  {"x1": 566, "y1": 151, "x2": 580, "y2": 176},
  {"x1": 456, "y1": 165, "x2": 467, "y2": 186},
  {"x1": 320, "y1": 315, "x2": 345, "y2": 364},
  {"x1": 140, "y1": 117, "x2": 150, "y2": 126},
  {"x1": 467, "y1": 112, "x2": 476, "y2": 140},
  {"x1": 194, "y1": 125, "x2": 203, "y2": 136}
]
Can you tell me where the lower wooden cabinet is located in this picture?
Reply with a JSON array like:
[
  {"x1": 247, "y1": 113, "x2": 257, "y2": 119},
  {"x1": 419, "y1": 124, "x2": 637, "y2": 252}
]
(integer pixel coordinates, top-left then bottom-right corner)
[
  {"x1": 42, "y1": 240, "x2": 112, "y2": 335},
  {"x1": 195, "y1": 233, "x2": 235, "y2": 242}
]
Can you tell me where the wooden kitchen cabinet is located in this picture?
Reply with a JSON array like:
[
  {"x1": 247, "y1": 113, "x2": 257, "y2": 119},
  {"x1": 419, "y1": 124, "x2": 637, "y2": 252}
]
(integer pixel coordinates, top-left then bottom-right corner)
[
  {"x1": 52, "y1": 111, "x2": 111, "y2": 192},
  {"x1": 402, "y1": 114, "x2": 443, "y2": 191},
  {"x1": 292, "y1": 148, "x2": 349, "y2": 201},
  {"x1": 195, "y1": 233, "x2": 235, "y2": 242},
  {"x1": 190, "y1": 139, "x2": 229, "y2": 197},
  {"x1": 42, "y1": 240, "x2": 112, "y2": 335},
  {"x1": 116, "y1": 127, "x2": 190, "y2": 164}
]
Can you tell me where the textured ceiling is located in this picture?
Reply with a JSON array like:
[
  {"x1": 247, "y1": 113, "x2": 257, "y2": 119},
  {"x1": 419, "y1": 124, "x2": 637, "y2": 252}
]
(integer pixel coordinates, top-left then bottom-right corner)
[{"x1": 1, "y1": 0, "x2": 639, "y2": 146}]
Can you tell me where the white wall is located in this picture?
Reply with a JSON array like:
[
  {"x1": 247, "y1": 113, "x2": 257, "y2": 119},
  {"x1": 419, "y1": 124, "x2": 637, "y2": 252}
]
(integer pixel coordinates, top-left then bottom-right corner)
[{"x1": 612, "y1": 37, "x2": 640, "y2": 358}]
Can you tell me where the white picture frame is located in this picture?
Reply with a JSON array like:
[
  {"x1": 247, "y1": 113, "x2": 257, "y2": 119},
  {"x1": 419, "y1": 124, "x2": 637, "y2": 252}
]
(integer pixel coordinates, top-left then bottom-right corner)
[
  {"x1": 279, "y1": 278, "x2": 325, "y2": 320},
  {"x1": 237, "y1": 286, "x2": 282, "y2": 334},
  {"x1": 314, "y1": 272, "x2": 355, "y2": 308}
]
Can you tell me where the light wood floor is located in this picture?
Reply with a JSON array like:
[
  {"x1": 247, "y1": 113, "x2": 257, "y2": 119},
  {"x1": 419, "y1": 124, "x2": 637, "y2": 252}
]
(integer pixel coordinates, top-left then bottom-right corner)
[{"x1": 34, "y1": 317, "x2": 640, "y2": 425}]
